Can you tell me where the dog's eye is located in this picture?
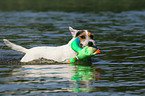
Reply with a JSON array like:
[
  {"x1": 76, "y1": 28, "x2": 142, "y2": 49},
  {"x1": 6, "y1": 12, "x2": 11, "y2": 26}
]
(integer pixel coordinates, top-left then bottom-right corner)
[
  {"x1": 90, "y1": 35, "x2": 94, "y2": 39},
  {"x1": 80, "y1": 35, "x2": 85, "y2": 39}
]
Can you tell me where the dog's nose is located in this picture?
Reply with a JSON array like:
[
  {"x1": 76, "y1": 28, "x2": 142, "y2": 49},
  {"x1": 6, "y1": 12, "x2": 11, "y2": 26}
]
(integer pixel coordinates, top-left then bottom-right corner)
[{"x1": 88, "y1": 41, "x2": 93, "y2": 46}]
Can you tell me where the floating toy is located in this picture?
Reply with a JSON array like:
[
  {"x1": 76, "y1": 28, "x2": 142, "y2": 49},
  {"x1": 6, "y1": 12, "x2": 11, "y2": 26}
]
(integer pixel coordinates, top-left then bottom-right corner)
[{"x1": 67, "y1": 37, "x2": 101, "y2": 63}]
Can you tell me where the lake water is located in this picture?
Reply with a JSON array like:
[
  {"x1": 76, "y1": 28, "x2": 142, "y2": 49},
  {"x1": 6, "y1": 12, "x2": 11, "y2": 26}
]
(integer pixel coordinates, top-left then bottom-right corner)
[{"x1": 0, "y1": 11, "x2": 145, "y2": 95}]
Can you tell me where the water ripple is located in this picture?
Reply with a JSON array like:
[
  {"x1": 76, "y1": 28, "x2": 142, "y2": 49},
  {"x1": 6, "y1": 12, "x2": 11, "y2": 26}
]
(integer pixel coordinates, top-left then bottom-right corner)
[{"x1": 0, "y1": 11, "x2": 145, "y2": 95}]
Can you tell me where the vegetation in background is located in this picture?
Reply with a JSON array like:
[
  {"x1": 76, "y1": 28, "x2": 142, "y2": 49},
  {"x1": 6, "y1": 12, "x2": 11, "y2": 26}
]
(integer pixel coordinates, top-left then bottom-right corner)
[{"x1": 0, "y1": 0, "x2": 145, "y2": 12}]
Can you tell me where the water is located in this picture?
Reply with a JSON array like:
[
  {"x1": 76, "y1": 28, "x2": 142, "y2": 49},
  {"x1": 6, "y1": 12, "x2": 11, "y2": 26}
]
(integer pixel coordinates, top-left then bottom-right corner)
[{"x1": 0, "y1": 11, "x2": 145, "y2": 95}]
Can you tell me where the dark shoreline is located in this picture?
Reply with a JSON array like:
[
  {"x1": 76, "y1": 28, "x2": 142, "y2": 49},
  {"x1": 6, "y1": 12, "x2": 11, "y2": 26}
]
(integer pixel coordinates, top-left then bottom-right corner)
[{"x1": 0, "y1": 0, "x2": 145, "y2": 12}]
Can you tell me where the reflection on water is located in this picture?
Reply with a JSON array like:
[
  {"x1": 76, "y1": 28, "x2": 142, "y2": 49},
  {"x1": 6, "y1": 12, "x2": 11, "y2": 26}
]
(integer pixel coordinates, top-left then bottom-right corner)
[
  {"x1": 0, "y1": 63, "x2": 144, "y2": 95},
  {"x1": 0, "y1": 64, "x2": 102, "y2": 95},
  {"x1": 69, "y1": 64, "x2": 101, "y2": 93}
]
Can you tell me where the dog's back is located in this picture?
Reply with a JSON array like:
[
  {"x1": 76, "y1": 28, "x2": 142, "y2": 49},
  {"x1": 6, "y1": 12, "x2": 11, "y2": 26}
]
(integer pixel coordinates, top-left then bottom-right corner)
[{"x1": 20, "y1": 45, "x2": 77, "y2": 62}]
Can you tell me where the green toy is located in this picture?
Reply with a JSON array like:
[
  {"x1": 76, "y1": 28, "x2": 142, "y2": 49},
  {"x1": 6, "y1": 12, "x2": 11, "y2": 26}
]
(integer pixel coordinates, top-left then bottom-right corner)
[{"x1": 67, "y1": 37, "x2": 101, "y2": 63}]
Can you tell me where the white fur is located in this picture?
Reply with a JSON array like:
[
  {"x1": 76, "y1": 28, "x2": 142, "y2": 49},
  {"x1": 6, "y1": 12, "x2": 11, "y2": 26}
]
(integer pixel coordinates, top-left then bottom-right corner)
[
  {"x1": 3, "y1": 39, "x2": 28, "y2": 53},
  {"x1": 20, "y1": 38, "x2": 77, "y2": 63},
  {"x1": 3, "y1": 27, "x2": 95, "y2": 63}
]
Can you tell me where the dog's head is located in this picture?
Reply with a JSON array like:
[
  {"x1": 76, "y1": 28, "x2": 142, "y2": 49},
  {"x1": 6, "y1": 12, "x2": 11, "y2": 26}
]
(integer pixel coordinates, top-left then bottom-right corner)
[{"x1": 69, "y1": 27, "x2": 96, "y2": 48}]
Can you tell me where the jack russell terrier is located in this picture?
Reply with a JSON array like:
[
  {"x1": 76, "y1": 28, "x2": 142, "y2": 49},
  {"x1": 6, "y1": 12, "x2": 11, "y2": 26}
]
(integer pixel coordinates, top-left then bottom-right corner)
[{"x1": 3, "y1": 27, "x2": 96, "y2": 63}]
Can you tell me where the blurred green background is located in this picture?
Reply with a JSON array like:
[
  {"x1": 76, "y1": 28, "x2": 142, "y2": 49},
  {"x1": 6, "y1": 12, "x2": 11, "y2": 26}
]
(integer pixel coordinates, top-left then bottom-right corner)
[{"x1": 0, "y1": 0, "x2": 145, "y2": 12}]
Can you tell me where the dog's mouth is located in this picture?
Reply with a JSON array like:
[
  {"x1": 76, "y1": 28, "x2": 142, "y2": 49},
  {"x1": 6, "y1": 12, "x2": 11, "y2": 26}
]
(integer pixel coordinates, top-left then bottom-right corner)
[
  {"x1": 79, "y1": 42, "x2": 95, "y2": 48},
  {"x1": 79, "y1": 43, "x2": 83, "y2": 48}
]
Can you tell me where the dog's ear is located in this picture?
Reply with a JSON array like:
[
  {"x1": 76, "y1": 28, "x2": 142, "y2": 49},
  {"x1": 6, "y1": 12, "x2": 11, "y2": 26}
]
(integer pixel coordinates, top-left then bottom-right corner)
[{"x1": 69, "y1": 26, "x2": 78, "y2": 37}]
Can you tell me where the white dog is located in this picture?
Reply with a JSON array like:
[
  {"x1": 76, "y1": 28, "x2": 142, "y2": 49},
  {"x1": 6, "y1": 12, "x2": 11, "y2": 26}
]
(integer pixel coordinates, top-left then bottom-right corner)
[{"x1": 3, "y1": 27, "x2": 96, "y2": 63}]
